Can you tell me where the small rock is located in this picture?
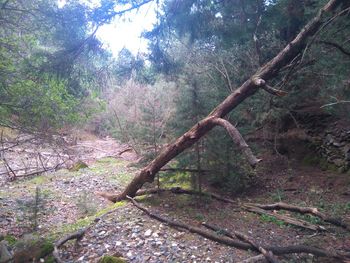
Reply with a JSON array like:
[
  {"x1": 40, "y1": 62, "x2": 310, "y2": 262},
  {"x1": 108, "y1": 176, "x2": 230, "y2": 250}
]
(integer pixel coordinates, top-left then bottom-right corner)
[
  {"x1": 115, "y1": 241, "x2": 122, "y2": 246},
  {"x1": 144, "y1": 229, "x2": 152, "y2": 237}
]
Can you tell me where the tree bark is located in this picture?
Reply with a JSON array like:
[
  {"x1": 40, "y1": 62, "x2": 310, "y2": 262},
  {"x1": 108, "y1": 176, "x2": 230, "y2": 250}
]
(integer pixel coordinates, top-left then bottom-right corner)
[{"x1": 106, "y1": 0, "x2": 345, "y2": 202}]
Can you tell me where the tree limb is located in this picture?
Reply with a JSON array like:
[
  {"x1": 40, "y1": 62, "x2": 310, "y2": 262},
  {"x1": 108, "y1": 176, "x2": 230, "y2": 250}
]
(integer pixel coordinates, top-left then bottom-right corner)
[
  {"x1": 211, "y1": 117, "x2": 262, "y2": 167},
  {"x1": 107, "y1": 0, "x2": 346, "y2": 202}
]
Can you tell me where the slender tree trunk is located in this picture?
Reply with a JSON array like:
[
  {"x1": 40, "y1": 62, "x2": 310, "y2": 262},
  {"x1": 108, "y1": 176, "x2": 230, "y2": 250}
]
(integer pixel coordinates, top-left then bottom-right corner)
[{"x1": 104, "y1": 0, "x2": 345, "y2": 202}]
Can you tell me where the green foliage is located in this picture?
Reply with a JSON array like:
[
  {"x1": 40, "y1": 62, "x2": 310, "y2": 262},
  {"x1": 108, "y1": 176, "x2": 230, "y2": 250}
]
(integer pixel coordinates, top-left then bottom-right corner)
[
  {"x1": 0, "y1": 0, "x2": 116, "y2": 132},
  {"x1": 260, "y1": 214, "x2": 286, "y2": 227},
  {"x1": 3, "y1": 235, "x2": 17, "y2": 246}
]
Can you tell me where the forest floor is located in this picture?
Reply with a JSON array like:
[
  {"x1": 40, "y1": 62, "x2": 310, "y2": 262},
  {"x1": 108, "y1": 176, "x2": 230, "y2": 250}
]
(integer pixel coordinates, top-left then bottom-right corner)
[{"x1": 0, "y1": 134, "x2": 349, "y2": 263}]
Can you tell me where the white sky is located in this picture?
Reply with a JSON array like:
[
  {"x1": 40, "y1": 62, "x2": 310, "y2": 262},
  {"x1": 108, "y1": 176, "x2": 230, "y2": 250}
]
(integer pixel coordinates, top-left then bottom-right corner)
[{"x1": 58, "y1": 0, "x2": 157, "y2": 56}]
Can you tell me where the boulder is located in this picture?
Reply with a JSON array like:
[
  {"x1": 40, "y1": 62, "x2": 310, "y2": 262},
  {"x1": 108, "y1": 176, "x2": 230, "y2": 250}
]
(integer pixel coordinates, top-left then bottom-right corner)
[{"x1": 0, "y1": 240, "x2": 13, "y2": 263}]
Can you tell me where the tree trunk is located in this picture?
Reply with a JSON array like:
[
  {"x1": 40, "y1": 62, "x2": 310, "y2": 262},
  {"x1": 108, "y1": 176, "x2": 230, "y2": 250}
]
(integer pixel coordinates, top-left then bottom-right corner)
[{"x1": 105, "y1": 0, "x2": 345, "y2": 202}]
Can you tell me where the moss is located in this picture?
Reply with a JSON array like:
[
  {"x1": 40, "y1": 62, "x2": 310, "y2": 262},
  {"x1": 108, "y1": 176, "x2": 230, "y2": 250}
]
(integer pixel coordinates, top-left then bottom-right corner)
[
  {"x1": 54, "y1": 201, "x2": 126, "y2": 236},
  {"x1": 94, "y1": 201, "x2": 126, "y2": 217},
  {"x1": 4, "y1": 235, "x2": 17, "y2": 246},
  {"x1": 110, "y1": 172, "x2": 132, "y2": 186},
  {"x1": 96, "y1": 157, "x2": 123, "y2": 164},
  {"x1": 59, "y1": 217, "x2": 93, "y2": 234},
  {"x1": 69, "y1": 161, "x2": 88, "y2": 172},
  {"x1": 27, "y1": 175, "x2": 50, "y2": 185},
  {"x1": 160, "y1": 172, "x2": 192, "y2": 189},
  {"x1": 98, "y1": 255, "x2": 127, "y2": 263}
]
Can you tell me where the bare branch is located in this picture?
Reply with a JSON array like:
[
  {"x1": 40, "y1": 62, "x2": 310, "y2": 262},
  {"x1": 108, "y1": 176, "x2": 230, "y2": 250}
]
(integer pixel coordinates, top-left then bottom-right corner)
[{"x1": 212, "y1": 118, "x2": 262, "y2": 167}]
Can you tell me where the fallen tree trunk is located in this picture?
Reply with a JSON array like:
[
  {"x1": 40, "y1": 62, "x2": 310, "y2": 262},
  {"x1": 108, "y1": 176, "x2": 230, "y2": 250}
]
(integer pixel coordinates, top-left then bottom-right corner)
[
  {"x1": 104, "y1": 0, "x2": 345, "y2": 202},
  {"x1": 127, "y1": 196, "x2": 349, "y2": 261},
  {"x1": 243, "y1": 204, "x2": 326, "y2": 231},
  {"x1": 247, "y1": 202, "x2": 349, "y2": 230}
]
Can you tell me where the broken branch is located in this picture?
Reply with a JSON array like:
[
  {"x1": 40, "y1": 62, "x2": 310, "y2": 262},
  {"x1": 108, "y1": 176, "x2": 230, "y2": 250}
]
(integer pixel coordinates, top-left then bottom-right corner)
[
  {"x1": 248, "y1": 202, "x2": 348, "y2": 229},
  {"x1": 243, "y1": 204, "x2": 326, "y2": 231},
  {"x1": 127, "y1": 196, "x2": 349, "y2": 260},
  {"x1": 211, "y1": 118, "x2": 262, "y2": 167}
]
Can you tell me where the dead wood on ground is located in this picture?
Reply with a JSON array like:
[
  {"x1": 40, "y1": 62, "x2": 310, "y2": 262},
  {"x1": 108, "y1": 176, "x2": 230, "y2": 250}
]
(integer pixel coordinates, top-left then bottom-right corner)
[
  {"x1": 53, "y1": 228, "x2": 87, "y2": 263},
  {"x1": 243, "y1": 204, "x2": 326, "y2": 231},
  {"x1": 247, "y1": 202, "x2": 349, "y2": 230},
  {"x1": 127, "y1": 196, "x2": 349, "y2": 261}
]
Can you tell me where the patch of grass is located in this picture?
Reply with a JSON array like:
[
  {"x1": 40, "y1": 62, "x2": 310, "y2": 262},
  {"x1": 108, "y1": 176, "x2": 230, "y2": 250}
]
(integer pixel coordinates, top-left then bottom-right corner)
[
  {"x1": 160, "y1": 172, "x2": 192, "y2": 189},
  {"x1": 27, "y1": 175, "x2": 50, "y2": 185},
  {"x1": 260, "y1": 214, "x2": 285, "y2": 227},
  {"x1": 4, "y1": 235, "x2": 17, "y2": 246},
  {"x1": 135, "y1": 195, "x2": 162, "y2": 206},
  {"x1": 94, "y1": 201, "x2": 126, "y2": 217},
  {"x1": 295, "y1": 214, "x2": 322, "y2": 225},
  {"x1": 53, "y1": 201, "x2": 126, "y2": 236},
  {"x1": 96, "y1": 157, "x2": 125, "y2": 165},
  {"x1": 195, "y1": 213, "x2": 205, "y2": 221},
  {"x1": 58, "y1": 217, "x2": 93, "y2": 235},
  {"x1": 270, "y1": 189, "x2": 285, "y2": 202},
  {"x1": 110, "y1": 172, "x2": 132, "y2": 186}
]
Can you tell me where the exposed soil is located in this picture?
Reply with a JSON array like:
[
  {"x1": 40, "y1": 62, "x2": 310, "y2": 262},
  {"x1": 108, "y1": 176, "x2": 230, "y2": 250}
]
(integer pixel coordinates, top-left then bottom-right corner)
[{"x1": 0, "y1": 135, "x2": 349, "y2": 263}]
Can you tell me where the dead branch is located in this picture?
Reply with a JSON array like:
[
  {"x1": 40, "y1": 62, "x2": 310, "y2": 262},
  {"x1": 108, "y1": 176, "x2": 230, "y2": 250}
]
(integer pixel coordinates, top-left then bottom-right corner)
[
  {"x1": 234, "y1": 232, "x2": 279, "y2": 263},
  {"x1": 248, "y1": 202, "x2": 348, "y2": 230},
  {"x1": 108, "y1": 0, "x2": 345, "y2": 202},
  {"x1": 127, "y1": 196, "x2": 349, "y2": 260},
  {"x1": 211, "y1": 118, "x2": 262, "y2": 167},
  {"x1": 260, "y1": 84, "x2": 288, "y2": 97},
  {"x1": 243, "y1": 205, "x2": 326, "y2": 231},
  {"x1": 53, "y1": 228, "x2": 87, "y2": 263},
  {"x1": 202, "y1": 222, "x2": 279, "y2": 263}
]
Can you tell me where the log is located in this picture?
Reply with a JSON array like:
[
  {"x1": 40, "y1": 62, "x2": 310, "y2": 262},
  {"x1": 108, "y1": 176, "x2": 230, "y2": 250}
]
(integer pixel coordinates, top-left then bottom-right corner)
[
  {"x1": 127, "y1": 196, "x2": 349, "y2": 261},
  {"x1": 243, "y1": 205, "x2": 326, "y2": 231},
  {"x1": 107, "y1": 0, "x2": 346, "y2": 202},
  {"x1": 247, "y1": 202, "x2": 348, "y2": 230}
]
